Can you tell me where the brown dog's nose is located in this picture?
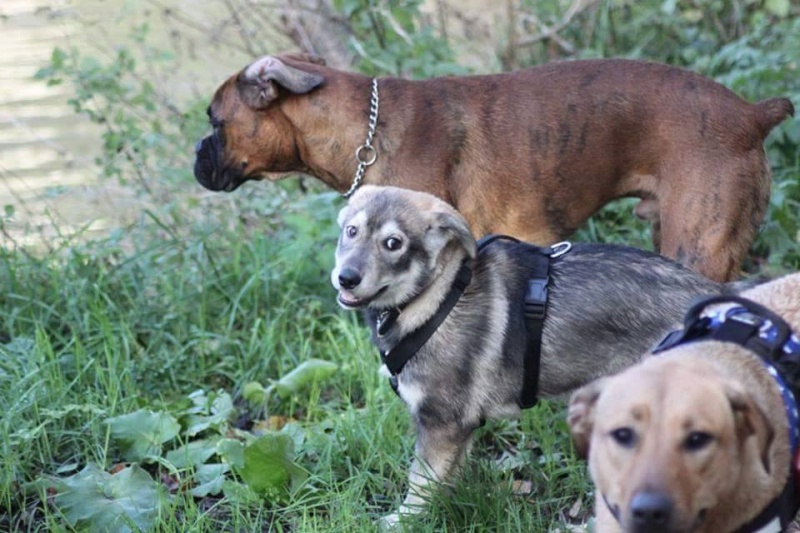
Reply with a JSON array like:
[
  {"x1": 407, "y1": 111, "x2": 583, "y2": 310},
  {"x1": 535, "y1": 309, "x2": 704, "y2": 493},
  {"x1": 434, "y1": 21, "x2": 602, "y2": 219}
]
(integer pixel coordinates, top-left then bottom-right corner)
[
  {"x1": 630, "y1": 492, "x2": 673, "y2": 532},
  {"x1": 338, "y1": 268, "x2": 362, "y2": 290}
]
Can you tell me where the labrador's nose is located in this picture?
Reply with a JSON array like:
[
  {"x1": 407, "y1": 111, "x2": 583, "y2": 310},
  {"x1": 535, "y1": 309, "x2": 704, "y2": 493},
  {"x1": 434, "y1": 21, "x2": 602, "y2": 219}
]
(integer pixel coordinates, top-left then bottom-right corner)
[{"x1": 630, "y1": 492, "x2": 673, "y2": 533}]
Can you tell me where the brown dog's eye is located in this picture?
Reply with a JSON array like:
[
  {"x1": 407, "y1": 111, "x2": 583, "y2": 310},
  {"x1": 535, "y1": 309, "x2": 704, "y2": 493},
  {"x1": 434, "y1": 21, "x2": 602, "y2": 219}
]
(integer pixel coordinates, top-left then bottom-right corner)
[
  {"x1": 610, "y1": 427, "x2": 636, "y2": 448},
  {"x1": 346, "y1": 225, "x2": 357, "y2": 238},
  {"x1": 385, "y1": 237, "x2": 402, "y2": 251},
  {"x1": 683, "y1": 431, "x2": 714, "y2": 452}
]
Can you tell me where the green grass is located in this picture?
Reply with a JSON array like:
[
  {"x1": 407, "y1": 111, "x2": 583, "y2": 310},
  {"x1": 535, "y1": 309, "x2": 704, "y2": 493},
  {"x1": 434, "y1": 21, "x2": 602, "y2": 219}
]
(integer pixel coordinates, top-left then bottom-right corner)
[{"x1": 0, "y1": 191, "x2": 592, "y2": 532}]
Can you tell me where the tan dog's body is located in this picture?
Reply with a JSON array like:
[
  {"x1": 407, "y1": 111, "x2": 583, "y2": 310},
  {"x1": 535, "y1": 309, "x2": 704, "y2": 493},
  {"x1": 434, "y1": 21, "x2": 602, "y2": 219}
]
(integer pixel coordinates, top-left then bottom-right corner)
[
  {"x1": 569, "y1": 274, "x2": 800, "y2": 533},
  {"x1": 194, "y1": 53, "x2": 794, "y2": 281}
]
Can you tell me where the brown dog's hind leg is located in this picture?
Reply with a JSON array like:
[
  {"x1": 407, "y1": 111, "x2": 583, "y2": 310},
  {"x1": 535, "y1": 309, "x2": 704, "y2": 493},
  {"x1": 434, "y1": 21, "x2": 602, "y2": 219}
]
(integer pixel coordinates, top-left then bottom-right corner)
[
  {"x1": 633, "y1": 198, "x2": 662, "y2": 251},
  {"x1": 657, "y1": 156, "x2": 771, "y2": 282}
]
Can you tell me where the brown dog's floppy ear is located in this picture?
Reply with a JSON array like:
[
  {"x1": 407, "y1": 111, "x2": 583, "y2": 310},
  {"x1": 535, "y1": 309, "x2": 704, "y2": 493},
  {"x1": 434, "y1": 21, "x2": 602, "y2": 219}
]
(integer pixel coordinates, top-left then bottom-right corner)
[
  {"x1": 279, "y1": 53, "x2": 326, "y2": 66},
  {"x1": 432, "y1": 210, "x2": 477, "y2": 259},
  {"x1": 724, "y1": 382, "x2": 775, "y2": 474},
  {"x1": 568, "y1": 378, "x2": 609, "y2": 458},
  {"x1": 239, "y1": 56, "x2": 325, "y2": 109}
]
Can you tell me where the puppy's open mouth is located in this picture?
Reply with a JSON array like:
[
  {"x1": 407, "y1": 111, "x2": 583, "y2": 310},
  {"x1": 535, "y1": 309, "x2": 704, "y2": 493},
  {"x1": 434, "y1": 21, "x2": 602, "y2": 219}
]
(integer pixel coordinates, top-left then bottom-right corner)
[{"x1": 337, "y1": 286, "x2": 388, "y2": 309}]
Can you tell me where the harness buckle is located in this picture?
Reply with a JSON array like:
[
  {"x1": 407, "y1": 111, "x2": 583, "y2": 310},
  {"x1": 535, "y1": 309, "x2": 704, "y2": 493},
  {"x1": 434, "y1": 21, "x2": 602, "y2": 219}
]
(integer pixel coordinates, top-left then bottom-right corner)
[
  {"x1": 549, "y1": 241, "x2": 572, "y2": 258},
  {"x1": 524, "y1": 277, "x2": 548, "y2": 319},
  {"x1": 728, "y1": 311, "x2": 764, "y2": 328}
]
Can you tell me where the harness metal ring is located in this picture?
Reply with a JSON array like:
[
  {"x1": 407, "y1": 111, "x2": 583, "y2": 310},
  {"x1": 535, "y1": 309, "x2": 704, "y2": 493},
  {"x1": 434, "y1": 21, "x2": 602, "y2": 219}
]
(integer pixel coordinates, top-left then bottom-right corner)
[
  {"x1": 549, "y1": 241, "x2": 572, "y2": 258},
  {"x1": 355, "y1": 144, "x2": 377, "y2": 166}
]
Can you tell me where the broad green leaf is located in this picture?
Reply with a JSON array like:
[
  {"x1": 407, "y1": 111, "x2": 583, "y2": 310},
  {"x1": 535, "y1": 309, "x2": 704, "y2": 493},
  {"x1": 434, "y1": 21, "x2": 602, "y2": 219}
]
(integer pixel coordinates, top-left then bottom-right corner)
[
  {"x1": 239, "y1": 433, "x2": 307, "y2": 496},
  {"x1": 184, "y1": 390, "x2": 236, "y2": 436},
  {"x1": 106, "y1": 410, "x2": 180, "y2": 462},
  {"x1": 243, "y1": 381, "x2": 267, "y2": 405},
  {"x1": 165, "y1": 437, "x2": 220, "y2": 468},
  {"x1": 217, "y1": 438, "x2": 246, "y2": 470},
  {"x1": 271, "y1": 359, "x2": 338, "y2": 399},
  {"x1": 52, "y1": 464, "x2": 163, "y2": 533},
  {"x1": 190, "y1": 463, "x2": 228, "y2": 497},
  {"x1": 765, "y1": 0, "x2": 790, "y2": 17},
  {"x1": 221, "y1": 480, "x2": 261, "y2": 506}
]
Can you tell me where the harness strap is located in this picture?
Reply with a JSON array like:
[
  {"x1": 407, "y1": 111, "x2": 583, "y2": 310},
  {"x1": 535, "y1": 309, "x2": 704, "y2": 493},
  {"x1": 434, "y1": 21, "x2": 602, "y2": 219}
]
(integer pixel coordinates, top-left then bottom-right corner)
[
  {"x1": 475, "y1": 235, "x2": 564, "y2": 409},
  {"x1": 380, "y1": 260, "x2": 472, "y2": 376},
  {"x1": 519, "y1": 254, "x2": 550, "y2": 409},
  {"x1": 381, "y1": 235, "x2": 569, "y2": 411}
]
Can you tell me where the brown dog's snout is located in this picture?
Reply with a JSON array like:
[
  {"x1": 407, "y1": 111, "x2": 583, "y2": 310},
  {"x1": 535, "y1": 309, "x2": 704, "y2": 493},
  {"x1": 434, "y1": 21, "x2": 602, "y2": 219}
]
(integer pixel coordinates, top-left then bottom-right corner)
[
  {"x1": 194, "y1": 134, "x2": 246, "y2": 192},
  {"x1": 193, "y1": 136, "x2": 216, "y2": 188},
  {"x1": 337, "y1": 267, "x2": 362, "y2": 290},
  {"x1": 629, "y1": 491, "x2": 674, "y2": 533}
]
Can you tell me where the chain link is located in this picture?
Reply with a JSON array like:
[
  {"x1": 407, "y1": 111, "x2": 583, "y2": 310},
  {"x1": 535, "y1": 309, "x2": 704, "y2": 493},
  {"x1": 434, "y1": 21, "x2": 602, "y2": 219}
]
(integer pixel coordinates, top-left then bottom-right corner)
[{"x1": 343, "y1": 78, "x2": 380, "y2": 199}]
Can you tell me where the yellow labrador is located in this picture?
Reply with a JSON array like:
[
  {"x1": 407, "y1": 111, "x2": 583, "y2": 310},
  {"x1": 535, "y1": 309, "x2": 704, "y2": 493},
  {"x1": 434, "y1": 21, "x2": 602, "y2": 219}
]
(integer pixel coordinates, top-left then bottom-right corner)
[{"x1": 569, "y1": 273, "x2": 800, "y2": 533}]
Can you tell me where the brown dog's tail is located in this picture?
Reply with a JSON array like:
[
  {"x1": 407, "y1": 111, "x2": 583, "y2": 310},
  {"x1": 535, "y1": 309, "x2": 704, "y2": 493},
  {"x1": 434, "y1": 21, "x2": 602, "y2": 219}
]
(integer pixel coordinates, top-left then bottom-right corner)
[{"x1": 754, "y1": 97, "x2": 795, "y2": 137}]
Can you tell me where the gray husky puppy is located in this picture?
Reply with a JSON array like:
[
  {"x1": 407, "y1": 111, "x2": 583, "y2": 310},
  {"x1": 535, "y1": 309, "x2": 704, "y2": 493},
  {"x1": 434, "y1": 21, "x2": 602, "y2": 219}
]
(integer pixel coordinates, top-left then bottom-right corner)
[{"x1": 331, "y1": 185, "x2": 737, "y2": 526}]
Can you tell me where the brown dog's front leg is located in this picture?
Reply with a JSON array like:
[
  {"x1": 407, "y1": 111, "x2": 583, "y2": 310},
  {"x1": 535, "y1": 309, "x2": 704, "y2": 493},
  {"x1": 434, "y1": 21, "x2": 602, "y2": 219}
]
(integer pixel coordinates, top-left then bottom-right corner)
[{"x1": 383, "y1": 422, "x2": 474, "y2": 527}]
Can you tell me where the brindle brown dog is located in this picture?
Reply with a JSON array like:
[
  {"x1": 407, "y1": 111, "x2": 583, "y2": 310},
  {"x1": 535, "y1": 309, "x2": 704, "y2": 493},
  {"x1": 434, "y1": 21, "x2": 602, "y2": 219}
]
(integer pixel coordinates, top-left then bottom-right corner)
[{"x1": 193, "y1": 53, "x2": 794, "y2": 282}]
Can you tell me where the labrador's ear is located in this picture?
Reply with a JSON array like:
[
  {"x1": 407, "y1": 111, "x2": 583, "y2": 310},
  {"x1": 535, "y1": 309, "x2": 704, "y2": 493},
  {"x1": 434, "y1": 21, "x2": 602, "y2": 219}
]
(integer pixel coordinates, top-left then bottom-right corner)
[
  {"x1": 238, "y1": 56, "x2": 324, "y2": 109},
  {"x1": 568, "y1": 378, "x2": 609, "y2": 458},
  {"x1": 432, "y1": 210, "x2": 477, "y2": 259},
  {"x1": 725, "y1": 382, "x2": 775, "y2": 474}
]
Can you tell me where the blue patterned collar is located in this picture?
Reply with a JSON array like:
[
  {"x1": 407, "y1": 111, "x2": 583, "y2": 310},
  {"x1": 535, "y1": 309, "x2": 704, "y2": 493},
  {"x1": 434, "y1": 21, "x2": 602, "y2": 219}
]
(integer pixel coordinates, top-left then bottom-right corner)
[{"x1": 706, "y1": 306, "x2": 800, "y2": 452}]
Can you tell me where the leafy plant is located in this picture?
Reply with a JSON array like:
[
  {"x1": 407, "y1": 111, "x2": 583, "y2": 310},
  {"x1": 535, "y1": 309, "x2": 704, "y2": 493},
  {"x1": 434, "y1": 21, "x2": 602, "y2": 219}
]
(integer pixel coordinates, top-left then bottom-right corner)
[
  {"x1": 334, "y1": 0, "x2": 468, "y2": 78},
  {"x1": 46, "y1": 357, "x2": 336, "y2": 532},
  {"x1": 51, "y1": 464, "x2": 164, "y2": 533}
]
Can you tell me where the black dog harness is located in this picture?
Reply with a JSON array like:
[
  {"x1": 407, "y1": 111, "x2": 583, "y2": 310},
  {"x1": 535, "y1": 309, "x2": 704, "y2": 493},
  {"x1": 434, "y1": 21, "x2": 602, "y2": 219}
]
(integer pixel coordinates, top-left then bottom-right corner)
[
  {"x1": 377, "y1": 235, "x2": 571, "y2": 410},
  {"x1": 651, "y1": 294, "x2": 800, "y2": 533}
]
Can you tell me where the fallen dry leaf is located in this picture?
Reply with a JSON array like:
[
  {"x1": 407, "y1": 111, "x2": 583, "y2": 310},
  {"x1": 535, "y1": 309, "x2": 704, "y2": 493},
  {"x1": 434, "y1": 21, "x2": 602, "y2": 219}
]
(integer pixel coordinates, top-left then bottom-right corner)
[{"x1": 511, "y1": 479, "x2": 533, "y2": 494}]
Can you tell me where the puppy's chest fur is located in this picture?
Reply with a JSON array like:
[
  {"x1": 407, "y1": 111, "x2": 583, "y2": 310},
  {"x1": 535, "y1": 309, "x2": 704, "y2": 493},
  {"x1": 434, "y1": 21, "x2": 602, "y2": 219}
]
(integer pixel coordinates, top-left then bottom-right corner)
[{"x1": 365, "y1": 245, "x2": 536, "y2": 427}]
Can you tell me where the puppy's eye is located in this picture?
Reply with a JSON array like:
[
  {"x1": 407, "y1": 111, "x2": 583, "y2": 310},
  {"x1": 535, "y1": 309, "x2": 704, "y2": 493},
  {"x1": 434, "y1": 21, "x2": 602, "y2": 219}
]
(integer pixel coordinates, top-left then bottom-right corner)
[
  {"x1": 683, "y1": 431, "x2": 714, "y2": 452},
  {"x1": 346, "y1": 225, "x2": 357, "y2": 238},
  {"x1": 384, "y1": 237, "x2": 402, "y2": 251},
  {"x1": 610, "y1": 427, "x2": 636, "y2": 448}
]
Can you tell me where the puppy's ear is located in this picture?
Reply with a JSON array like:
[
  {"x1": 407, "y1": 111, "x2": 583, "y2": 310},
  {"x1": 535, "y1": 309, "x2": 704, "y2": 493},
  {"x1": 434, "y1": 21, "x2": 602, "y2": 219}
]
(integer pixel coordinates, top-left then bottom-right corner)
[
  {"x1": 432, "y1": 210, "x2": 477, "y2": 258},
  {"x1": 238, "y1": 56, "x2": 325, "y2": 109},
  {"x1": 725, "y1": 382, "x2": 775, "y2": 474},
  {"x1": 568, "y1": 378, "x2": 608, "y2": 458}
]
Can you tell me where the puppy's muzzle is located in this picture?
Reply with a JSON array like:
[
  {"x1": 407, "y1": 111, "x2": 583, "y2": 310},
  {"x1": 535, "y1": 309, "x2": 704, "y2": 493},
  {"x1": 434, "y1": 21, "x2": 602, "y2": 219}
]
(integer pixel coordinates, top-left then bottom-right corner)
[
  {"x1": 629, "y1": 491, "x2": 673, "y2": 533},
  {"x1": 193, "y1": 133, "x2": 244, "y2": 192},
  {"x1": 337, "y1": 267, "x2": 362, "y2": 290}
]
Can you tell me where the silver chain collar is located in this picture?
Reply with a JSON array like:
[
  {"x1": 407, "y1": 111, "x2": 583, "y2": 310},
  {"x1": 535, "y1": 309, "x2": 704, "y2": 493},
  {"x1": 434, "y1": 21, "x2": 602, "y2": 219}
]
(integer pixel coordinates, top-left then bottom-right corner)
[{"x1": 343, "y1": 77, "x2": 380, "y2": 199}]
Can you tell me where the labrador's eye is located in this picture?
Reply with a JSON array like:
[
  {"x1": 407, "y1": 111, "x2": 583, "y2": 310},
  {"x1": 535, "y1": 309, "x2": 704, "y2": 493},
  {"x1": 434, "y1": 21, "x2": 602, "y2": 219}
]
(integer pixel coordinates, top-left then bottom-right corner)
[
  {"x1": 346, "y1": 225, "x2": 358, "y2": 238},
  {"x1": 385, "y1": 237, "x2": 402, "y2": 251},
  {"x1": 610, "y1": 427, "x2": 636, "y2": 448},
  {"x1": 683, "y1": 431, "x2": 714, "y2": 452}
]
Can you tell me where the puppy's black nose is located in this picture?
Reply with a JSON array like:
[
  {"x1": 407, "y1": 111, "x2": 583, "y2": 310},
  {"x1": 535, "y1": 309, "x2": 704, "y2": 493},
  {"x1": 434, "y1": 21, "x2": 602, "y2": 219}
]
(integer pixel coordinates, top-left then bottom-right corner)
[
  {"x1": 338, "y1": 268, "x2": 362, "y2": 290},
  {"x1": 630, "y1": 492, "x2": 673, "y2": 532}
]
